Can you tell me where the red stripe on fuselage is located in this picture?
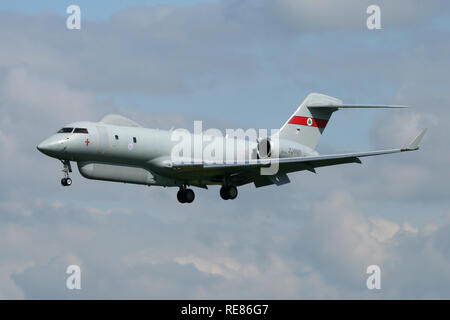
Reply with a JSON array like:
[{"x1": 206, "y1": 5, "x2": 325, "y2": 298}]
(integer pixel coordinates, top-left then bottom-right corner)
[{"x1": 288, "y1": 116, "x2": 328, "y2": 128}]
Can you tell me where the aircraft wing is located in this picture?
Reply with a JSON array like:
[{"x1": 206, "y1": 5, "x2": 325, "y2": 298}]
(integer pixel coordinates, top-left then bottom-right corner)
[{"x1": 172, "y1": 129, "x2": 426, "y2": 186}]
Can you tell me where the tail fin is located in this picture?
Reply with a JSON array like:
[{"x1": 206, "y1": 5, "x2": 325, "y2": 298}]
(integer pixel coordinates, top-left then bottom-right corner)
[
  {"x1": 279, "y1": 93, "x2": 341, "y2": 150},
  {"x1": 279, "y1": 93, "x2": 407, "y2": 150}
]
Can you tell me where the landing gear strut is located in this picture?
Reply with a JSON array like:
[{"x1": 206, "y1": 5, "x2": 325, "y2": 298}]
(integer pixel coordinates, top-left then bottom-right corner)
[
  {"x1": 60, "y1": 160, "x2": 72, "y2": 187},
  {"x1": 220, "y1": 185, "x2": 238, "y2": 200},
  {"x1": 177, "y1": 186, "x2": 195, "y2": 203}
]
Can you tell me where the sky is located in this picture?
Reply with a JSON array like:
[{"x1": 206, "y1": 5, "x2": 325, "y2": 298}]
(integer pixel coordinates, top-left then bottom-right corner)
[{"x1": 0, "y1": 0, "x2": 449, "y2": 299}]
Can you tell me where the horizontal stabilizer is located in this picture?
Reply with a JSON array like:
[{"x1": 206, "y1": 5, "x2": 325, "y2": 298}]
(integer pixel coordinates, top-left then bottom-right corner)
[{"x1": 307, "y1": 104, "x2": 407, "y2": 109}]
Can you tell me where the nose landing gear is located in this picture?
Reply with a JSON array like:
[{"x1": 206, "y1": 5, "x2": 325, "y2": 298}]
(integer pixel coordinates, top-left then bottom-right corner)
[
  {"x1": 60, "y1": 160, "x2": 73, "y2": 187},
  {"x1": 177, "y1": 186, "x2": 195, "y2": 203},
  {"x1": 61, "y1": 177, "x2": 72, "y2": 186}
]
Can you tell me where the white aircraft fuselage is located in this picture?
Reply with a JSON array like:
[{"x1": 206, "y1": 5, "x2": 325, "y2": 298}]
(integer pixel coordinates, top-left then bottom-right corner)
[{"x1": 37, "y1": 120, "x2": 271, "y2": 188}]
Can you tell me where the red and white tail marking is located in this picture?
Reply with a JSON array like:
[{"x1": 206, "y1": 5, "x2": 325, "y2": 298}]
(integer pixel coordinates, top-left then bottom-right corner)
[{"x1": 288, "y1": 116, "x2": 329, "y2": 129}]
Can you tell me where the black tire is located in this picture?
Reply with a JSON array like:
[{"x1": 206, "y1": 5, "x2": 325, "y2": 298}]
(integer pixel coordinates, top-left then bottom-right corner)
[
  {"x1": 227, "y1": 186, "x2": 238, "y2": 200},
  {"x1": 61, "y1": 178, "x2": 67, "y2": 186},
  {"x1": 184, "y1": 189, "x2": 195, "y2": 203},
  {"x1": 65, "y1": 178, "x2": 72, "y2": 186},
  {"x1": 177, "y1": 190, "x2": 186, "y2": 203},
  {"x1": 220, "y1": 186, "x2": 229, "y2": 200}
]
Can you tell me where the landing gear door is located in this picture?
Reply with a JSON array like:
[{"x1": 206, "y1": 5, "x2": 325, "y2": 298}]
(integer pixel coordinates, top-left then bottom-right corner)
[{"x1": 96, "y1": 125, "x2": 110, "y2": 154}]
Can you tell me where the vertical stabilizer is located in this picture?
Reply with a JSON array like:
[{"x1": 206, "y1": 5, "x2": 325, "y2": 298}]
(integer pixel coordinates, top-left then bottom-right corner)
[{"x1": 279, "y1": 93, "x2": 341, "y2": 150}]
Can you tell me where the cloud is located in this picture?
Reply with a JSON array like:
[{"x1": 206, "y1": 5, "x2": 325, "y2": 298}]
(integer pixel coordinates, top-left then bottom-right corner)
[
  {"x1": 369, "y1": 216, "x2": 400, "y2": 242},
  {"x1": 1, "y1": 1, "x2": 447, "y2": 97},
  {"x1": 3, "y1": 189, "x2": 449, "y2": 299},
  {"x1": 270, "y1": 0, "x2": 448, "y2": 32}
]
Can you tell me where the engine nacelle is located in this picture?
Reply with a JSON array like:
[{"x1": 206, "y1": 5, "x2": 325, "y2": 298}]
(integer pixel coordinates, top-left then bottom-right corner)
[
  {"x1": 256, "y1": 138, "x2": 272, "y2": 158},
  {"x1": 256, "y1": 138, "x2": 318, "y2": 159}
]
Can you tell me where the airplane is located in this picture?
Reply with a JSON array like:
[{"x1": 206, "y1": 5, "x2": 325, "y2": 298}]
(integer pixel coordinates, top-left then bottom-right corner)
[{"x1": 37, "y1": 93, "x2": 426, "y2": 203}]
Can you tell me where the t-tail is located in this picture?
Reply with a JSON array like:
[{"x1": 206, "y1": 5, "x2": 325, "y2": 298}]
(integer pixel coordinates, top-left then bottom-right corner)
[{"x1": 278, "y1": 93, "x2": 407, "y2": 150}]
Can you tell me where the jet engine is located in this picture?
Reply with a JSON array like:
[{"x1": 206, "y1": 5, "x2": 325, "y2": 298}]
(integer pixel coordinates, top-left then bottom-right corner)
[
  {"x1": 256, "y1": 138, "x2": 272, "y2": 158},
  {"x1": 256, "y1": 137, "x2": 317, "y2": 159}
]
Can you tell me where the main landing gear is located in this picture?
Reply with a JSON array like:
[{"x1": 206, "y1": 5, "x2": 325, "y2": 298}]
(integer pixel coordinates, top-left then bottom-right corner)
[
  {"x1": 220, "y1": 185, "x2": 238, "y2": 200},
  {"x1": 177, "y1": 187, "x2": 195, "y2": 204},
  {"x1": 60, "y1": 160, "x2": 73, "y2": 187}
]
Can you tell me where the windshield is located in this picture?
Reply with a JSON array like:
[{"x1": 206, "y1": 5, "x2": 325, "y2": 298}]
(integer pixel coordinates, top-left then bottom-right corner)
[
  {"x1": 73, "y1": 128, "x2": 89, "y2": 134},
  {"x1": 57, "y1": 127, "x2": 74, "y2": 133}
]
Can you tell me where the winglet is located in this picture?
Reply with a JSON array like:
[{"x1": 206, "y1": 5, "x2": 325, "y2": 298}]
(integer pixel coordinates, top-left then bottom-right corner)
[{"x1": 403, "y1": 129, "x2": 427, "y2": 151}]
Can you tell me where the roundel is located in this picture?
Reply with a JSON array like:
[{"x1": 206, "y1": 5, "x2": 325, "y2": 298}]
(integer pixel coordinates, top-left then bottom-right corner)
[
  {"x1": 307, "y1": 118, "x2": 313, "y2": 126},
  {"x1": 128, "y1": 143, "x2": 134, "y2": 151}
]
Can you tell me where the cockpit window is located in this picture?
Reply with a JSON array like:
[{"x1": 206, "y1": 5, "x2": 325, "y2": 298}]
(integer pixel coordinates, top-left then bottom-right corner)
[
  {"x1": 73, "y1": 128, "x2": 89, "y2": 134},
  {"x1": 57, "y1": 127, "x2": 73, "y2": 133}
]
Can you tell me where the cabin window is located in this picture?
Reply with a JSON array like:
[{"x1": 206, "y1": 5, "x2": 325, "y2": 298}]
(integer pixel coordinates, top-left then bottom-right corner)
[
  {"x1": 115, "y1": 135, "x2": 119, "y2": 140},
  {"x1": 133, "y1": 137, "x2": 137, "y2": 143},
  {"x1": 57, "y1": 127, "x2": 73, "y2": 133},
  {"x1": 73, "y1": 128, "x2": 89, "y2": 134}
]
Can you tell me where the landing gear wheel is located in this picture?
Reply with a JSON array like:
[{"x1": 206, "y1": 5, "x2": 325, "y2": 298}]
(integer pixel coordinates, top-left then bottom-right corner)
[
  {"x1": 61, "y1": 177, "x2": 72, "y2": 187},
  {"x1": 220, "y1": 186, "x2": 229, "y2": 200},
  {"x1": 184, "y1": 189, "x2": 195, "y2": 203},
  {"x1": 177, "y1": 188, "x2": 195, "y2": 204},
  {"x1": 220, "y1": 186, "x2": 238, "y2": 200},
  {"x1": 177, "y1": 189, "x2": 186, "y2": 203},
  {"x1": 227, "y1": 186, "x2": 238, "y2": 200}
]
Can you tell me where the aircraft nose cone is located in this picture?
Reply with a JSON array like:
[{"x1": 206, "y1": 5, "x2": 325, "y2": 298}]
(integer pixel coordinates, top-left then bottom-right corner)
[
  {"x1": 37, "y1": 141, "x2": 53, "y2": 154},
  {"x1": 36, "y1": 142, "x2": 45, "y2": 152},
  {"x1": 37, "y1": 138, "x2": 65, "y2": 156}
]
